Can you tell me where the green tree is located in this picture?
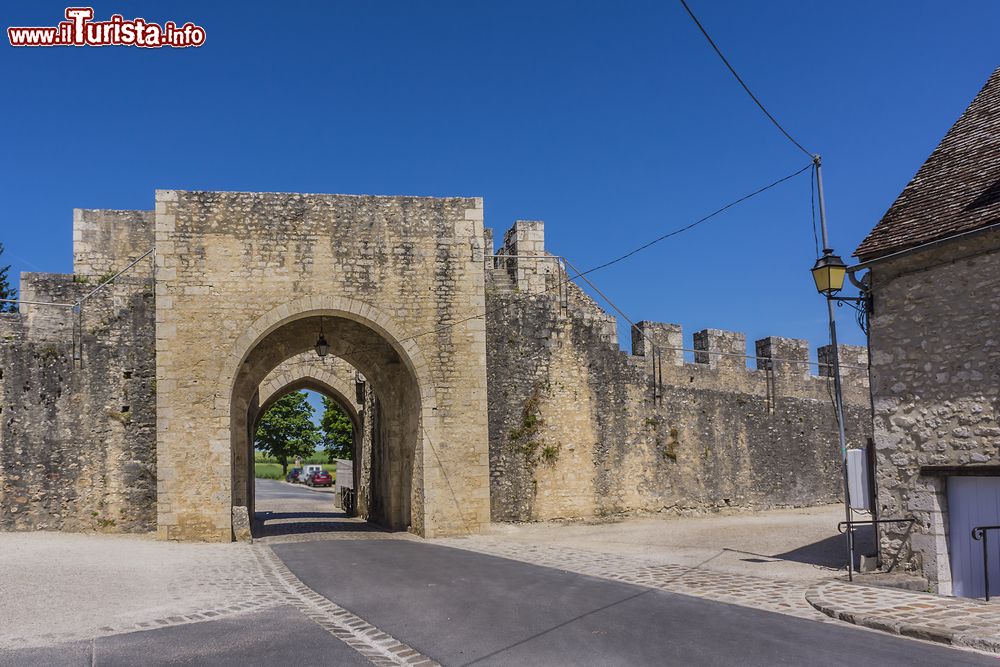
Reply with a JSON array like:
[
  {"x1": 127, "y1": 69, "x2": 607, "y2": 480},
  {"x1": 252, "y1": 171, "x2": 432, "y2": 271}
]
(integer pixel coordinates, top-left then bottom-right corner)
[
  {"x1": 255, "y1": 391, "x2": 320, "y2": 475},
  {"x1": 0, "y1": 243, "x2": 16, "y2": 313},
  {"x1": 321, "y1": 396, "x2": 353, "y2": 461}
]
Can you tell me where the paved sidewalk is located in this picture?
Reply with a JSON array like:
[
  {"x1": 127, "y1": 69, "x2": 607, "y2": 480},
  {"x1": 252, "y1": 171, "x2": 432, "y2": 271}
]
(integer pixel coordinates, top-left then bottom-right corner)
[
  {"x1": 471, "y1": 504, "x2": 868, "y2": 582},
  {"x1": 0, "y1": 532, "x2": 280, "y2": 649},
  {"x1": 807, "y1": 581, "x2": 1000, "y2": 654}
]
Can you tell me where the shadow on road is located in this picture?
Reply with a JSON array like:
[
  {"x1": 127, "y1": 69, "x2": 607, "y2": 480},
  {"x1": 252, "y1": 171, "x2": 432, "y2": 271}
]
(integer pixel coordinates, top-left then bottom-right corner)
[
  {"x1": 253, "y1": 510, "x2": 393, "y2": 539},
  {"x1": 772, "y1": 526, "x2": 876, "y2": 569}
]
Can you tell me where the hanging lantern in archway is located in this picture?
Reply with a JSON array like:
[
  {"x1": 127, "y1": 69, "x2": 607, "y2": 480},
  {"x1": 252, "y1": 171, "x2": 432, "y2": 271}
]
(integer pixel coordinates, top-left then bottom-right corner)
[{"x1": 315, "y1": 318, "x2": 330, "y2": 357}]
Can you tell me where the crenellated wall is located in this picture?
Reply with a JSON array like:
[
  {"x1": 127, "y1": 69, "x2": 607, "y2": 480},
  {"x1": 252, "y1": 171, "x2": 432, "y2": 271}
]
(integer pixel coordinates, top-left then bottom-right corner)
[
  {"x1": 486, "y1": 220, "x2": 872, "y2": 522},
  {"x1": 2, "y1": 198, "x2": 874, "y2": 538}
]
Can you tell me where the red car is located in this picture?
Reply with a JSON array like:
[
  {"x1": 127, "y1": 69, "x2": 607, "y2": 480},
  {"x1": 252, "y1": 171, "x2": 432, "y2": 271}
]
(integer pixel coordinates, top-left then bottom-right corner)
[{"x1": 306, "y1": 470, "x2": 333, "y2": 487}]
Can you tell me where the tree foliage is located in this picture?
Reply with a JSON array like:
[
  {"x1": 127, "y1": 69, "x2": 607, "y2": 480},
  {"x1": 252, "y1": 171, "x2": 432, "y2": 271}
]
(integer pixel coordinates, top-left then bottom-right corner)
[
  {"x1": 255, "y1": 391, "x2": 319, "y2": 475},
  {"x1": 321, "y1": 396, "x2": 353, "y2": 461},
  {"x1": 0, "y1": 243, "x2": 16, "y2": 313}
]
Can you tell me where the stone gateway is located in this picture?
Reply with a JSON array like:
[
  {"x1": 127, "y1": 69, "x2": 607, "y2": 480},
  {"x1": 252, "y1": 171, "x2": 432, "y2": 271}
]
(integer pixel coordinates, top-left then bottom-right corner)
[{"x1": 0, "y1": 190, "x2": 870, "y2": 541}]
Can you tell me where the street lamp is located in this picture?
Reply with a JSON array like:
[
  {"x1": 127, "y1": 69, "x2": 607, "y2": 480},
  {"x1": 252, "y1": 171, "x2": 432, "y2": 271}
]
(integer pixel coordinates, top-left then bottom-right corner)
[
  {"x1": 811, "y1": 251, "x2": 847, "y2": 296},
  {"x1": 315, "y1": 318, "x2": 330, "y2": 358},
  {"x1": 809, "y1": 155, "x2": 856, "y2": 581}
]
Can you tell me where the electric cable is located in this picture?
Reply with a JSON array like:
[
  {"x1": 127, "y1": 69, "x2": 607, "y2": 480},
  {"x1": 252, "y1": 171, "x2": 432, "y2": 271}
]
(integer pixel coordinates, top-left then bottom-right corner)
[
  {"x1": 557, "y1": 162, "x2": 810, "y2": 280},
  {"x1": 371, "y1": 162, "x2": 813, "y2": 355},
  {"x1": 678, "y1": 0, "x2": 814, "y2": 158},
  {"x1": 328, "y1": 162, "x2": 822, "y2": 369}
]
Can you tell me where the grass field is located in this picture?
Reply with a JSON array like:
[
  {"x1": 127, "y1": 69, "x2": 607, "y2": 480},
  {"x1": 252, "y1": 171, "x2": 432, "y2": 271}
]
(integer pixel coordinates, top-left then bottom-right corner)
[{"x1": 253, "y1": 463, "x2": 286, "y2": 480}]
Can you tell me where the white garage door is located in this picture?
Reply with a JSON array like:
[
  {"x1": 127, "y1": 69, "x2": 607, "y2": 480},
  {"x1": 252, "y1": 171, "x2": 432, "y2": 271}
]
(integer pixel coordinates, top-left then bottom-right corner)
[{"x1": 947, "y1": 476, "x2": 1000, "y2": 599}]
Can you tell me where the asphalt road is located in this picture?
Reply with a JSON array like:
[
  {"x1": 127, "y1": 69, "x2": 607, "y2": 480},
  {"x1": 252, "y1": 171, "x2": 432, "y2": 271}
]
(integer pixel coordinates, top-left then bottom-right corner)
[
  {"x1": 255, "y1": 477, "x2": 334, "y2": 504},
  {"x1": 3, "y1": 535, "x2": 996, "y2": 665},
  {"x1": 0, "y1": 605, "x2": 369, "y2": 666},
  {"x1": 273, "y1": 539, "x2": 997, "y2": 667}
]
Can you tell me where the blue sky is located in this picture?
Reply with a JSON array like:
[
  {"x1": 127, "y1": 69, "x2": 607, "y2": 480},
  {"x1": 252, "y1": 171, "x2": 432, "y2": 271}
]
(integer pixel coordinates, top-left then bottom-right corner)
[{"x1": 2, "y1": 0, "x2": 998, "y2": 367}]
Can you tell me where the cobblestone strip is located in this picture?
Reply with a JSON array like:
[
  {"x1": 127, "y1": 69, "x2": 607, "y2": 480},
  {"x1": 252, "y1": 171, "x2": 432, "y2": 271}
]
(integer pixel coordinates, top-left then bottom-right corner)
[
  {"x1": 807, "y1": 581, "x2": 1000, "y2": 654},
  {"x1": 252, "y1": 545, "x2": 438, "y2": 666},
  {"x1": 431, "y1": 538, "x2": 830, "y2": 622}
]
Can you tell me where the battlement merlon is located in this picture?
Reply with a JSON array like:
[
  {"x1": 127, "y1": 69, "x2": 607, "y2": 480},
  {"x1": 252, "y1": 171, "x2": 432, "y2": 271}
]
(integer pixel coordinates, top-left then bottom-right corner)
[
  {"x1": 694, "y1": 328, "x2": 746, "y2": 371},
  {"x1": 632, "y1": 321, "x2": 684, "y2": 366},
  {"x1": 495, "y1": 220, "x2": 552, "y2": 294},
  {"x1": 73, "y1": 208, "x2": 154, "y2": 277},
  {"x1": 755, "y1": 336, "x2": 810, "y2": 378},
  {"x1": 818, "y1": 344, "x2": 869, "y2": 385}
]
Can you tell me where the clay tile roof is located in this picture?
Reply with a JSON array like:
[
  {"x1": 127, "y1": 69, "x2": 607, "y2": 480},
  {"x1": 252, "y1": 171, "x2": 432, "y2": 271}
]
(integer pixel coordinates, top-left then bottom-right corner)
[{"x1": 855, "y1": 66, "x2": 1000, "y2": 261}]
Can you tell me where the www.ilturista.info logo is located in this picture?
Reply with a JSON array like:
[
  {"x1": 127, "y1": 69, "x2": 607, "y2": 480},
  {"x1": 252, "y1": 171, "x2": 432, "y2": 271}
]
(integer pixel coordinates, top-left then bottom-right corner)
[{"x1": 8, "y1": 7, "x2": 206, "y2": 48}]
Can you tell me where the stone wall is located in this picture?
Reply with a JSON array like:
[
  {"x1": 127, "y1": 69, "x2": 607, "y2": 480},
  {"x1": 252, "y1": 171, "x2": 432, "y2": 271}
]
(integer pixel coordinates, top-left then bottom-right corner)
[
  {"x1": 0, "y1": 271, "x2": 156, "y2": 533},
  {"x1": 2, "y1": 193, "x2": 876, "y2": 541},
  {"x1": 154, "y1": 190, "x2": 490, "y2": 540},
  {"x1": 867, "y1": 229, "x2": 1000, "y2": 593},
  {"x1": 256, "y1": 353, "x2": 362, "y2": 419},
  {"x1": 73, "y1": 209, "x2": 154, "y2": 277},
  {"x1": 486, "y1": 221, "x2": 872, "y2": 522}
]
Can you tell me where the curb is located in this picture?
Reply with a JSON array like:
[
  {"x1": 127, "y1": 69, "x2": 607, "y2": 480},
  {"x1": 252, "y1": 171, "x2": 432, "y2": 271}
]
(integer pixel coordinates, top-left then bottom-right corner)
[{"x1": 805, "y1": 583, "x2": 1000, "y2": 654}]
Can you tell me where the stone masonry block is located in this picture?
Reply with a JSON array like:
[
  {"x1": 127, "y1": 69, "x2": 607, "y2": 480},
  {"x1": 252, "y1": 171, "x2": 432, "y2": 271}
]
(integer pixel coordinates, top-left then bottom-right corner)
[
  {"x1": 499, "y1": 220, "x2": 548, "y2": 294},
  {"x1": 755, "y1": 336, "x2": 810, "y2": 377},
  {"x1": 694, "y1": 328, "x2": 747, "y2": 371},
  {"x1": 818, "y1": 344, "x2": 869, "y2": 383},
  {"x1": 631, "y1": 321, "x2": 684, "y2": 366}
]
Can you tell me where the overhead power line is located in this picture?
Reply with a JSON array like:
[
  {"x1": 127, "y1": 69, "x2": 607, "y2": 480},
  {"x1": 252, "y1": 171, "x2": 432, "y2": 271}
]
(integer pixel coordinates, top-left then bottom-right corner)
[
  {"x1": 582, "y1": 162, "x2": 811, "y2": 277},
  {"x1": 678, "y1": 0, "x2": 814, "y2": 158},
  {"x1": 333, "y1": 161, "x2": 812, "y2": 361},
  {"x1": 8, "y1": 164, "x2": 811, "y2": 370}
]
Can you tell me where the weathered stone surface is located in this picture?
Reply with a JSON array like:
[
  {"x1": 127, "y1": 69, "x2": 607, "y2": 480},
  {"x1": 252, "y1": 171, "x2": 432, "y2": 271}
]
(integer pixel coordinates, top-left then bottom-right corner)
[
  {"x1": 1, "y1": 191, "x2": 874, "y2": 542},
  {"x1": 73, "y1": 209, "x2": 154, "y2": 278},
  {"x1": 486, "y1": 225, "x2": 871, "y2": 523},
  {"x1": 154, "y1": 191, "x2": 490, "y2": 541},
  {"x1": 0, "y1": 263, "x2": 156, "y2": 533},
  {"x1": 866, "y1": 229, "x2": 1000, "y2": 593},
  {"x1": 232, "y1": 505, "x2": 251, "y2": 542}
]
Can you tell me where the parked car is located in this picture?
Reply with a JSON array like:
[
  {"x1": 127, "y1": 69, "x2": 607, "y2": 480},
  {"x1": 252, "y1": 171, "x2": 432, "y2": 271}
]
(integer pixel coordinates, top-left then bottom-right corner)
[
  {"x1": 286, "y1": 468, "x2": 301, "y2": 483},
  {"x1": 306, "y1": 470, "x2": 333, "y2": 488},
  {"x1": 301, "y1": 464, "x2": 323, "y2": 482}
]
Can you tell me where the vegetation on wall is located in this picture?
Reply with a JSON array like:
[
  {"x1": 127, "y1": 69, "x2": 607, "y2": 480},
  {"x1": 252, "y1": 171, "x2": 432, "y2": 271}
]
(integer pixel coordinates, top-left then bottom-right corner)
[
  {"x1": 0, "y1": 243, "x2": 16, "y2": 312},
  {"x1": 510, "y1": 388, "x2": 559, "y2": 466}
]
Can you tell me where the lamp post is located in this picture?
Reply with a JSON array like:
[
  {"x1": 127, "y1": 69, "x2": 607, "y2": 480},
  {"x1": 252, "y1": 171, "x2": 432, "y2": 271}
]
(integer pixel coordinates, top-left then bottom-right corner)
[{"x1": 809, "y1": 155, "x2": 856, "y2": 581}]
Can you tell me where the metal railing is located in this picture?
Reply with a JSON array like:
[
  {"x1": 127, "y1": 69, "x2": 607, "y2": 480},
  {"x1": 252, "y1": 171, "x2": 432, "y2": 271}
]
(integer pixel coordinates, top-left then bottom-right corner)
[
  {"x1": 0, "y1": 249, "x2": 154, "y2": 364},
  {"x1": 972, "y1": 524, "x2": 1000, "y2": 602},
  {"x1": 837, "y1": 517, "x2": 916, "y2": 580}
]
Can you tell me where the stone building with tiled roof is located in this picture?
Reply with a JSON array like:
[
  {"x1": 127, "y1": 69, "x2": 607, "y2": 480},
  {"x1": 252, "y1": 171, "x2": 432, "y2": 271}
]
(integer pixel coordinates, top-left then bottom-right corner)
[{"x1": 856, "y1": 66, "x2": 1000, "y2": 599}]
